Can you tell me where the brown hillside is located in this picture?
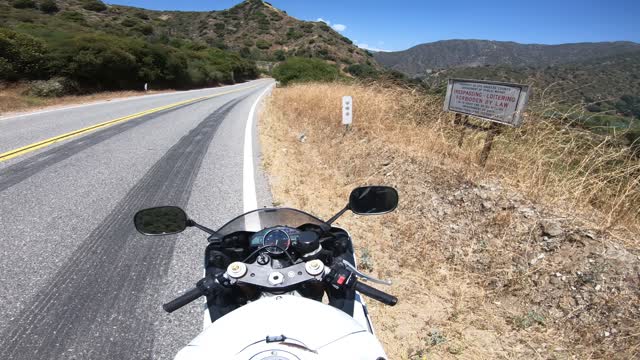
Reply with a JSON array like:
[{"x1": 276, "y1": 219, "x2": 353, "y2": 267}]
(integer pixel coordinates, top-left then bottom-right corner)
[{"x1": 0, "y1": 0, "x2": 375, "y2": 65}]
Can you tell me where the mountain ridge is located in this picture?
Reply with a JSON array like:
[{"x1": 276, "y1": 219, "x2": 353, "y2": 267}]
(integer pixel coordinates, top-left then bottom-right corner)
[{"x1": 374, "y1": 39, "x2": 640, "y2": 76}]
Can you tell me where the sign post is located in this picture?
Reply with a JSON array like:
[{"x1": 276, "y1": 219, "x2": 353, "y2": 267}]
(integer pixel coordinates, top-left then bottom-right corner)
[
  {"x1": 444, "y1": 79, "x2": 530, "y2": 166},
  {"x1": 342, "y1": 96, "x2": 353, "y2": 132}
]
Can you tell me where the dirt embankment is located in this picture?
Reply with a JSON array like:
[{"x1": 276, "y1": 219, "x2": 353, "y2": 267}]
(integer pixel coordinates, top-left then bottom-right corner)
[
  {"x1": 259, "y1": 83, "x2": 640, "y2": 359},
  {"x1": 0, "y1": 82, "x2": 174, "y2": 117}
]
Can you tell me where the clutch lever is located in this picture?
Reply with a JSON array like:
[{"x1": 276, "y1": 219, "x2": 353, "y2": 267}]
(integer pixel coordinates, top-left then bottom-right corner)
[{"x1": 342, "y1": 259, "x2": 392, "y2": 286}]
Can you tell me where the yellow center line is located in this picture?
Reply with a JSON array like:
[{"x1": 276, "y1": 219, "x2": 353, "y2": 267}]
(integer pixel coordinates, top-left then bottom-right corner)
[{"x1": 0, "y1": 85, "x2": 257, "y2": 163}]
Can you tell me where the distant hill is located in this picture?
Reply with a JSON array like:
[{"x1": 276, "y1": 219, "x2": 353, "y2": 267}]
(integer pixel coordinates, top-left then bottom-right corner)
[
  {"x1": 0, "y1": 0, "x2": 376, "y2": 91},
  {"x1": 146, "y1": 0, "x2": 374, "y2": 64},
  {"x1": 425, "y1": 51, "x2": 640, "y2": 104},
  {"x1": 0, "y1": 0, "x2": 373, "y2": 65},
  {"x1": 374, "y1": 39, "x2": 640, "y2": 77}
]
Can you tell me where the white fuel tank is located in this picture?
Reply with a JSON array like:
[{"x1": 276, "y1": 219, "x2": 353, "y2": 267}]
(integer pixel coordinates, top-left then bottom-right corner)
[{"x1": 175, "y1": 295, "x2": 387, "y2": 360}]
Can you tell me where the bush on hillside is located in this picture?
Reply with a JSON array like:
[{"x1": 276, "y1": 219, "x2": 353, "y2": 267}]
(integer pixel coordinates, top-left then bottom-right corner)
[
  {"x1": 26, "y1": 77, "x2": 78, "y2": 97},
  {"x1": 60, "y1": 11, "x2": 85, "y2": 23},
  {"x1": 39, "y1": 0, "x2": 59, "y2": 13},
  {"x1": 135, "y1": 24, "x2": 154, "y2": 35},
  {"x1": 121, "y1": 18, "x2": 138, "y2": 27},
  {"x1": 0, "y1": 28, "x2": 47, "y2": 80},
  {"x1": 616, "y1": 95, "x2": 640, "y2": 117},
  {"x1": 134, "y1": 11, "x2": 149, "y2": 20},
  {"x1": 44, "y1": 33, "x2": 257, "y2": 90},
  {"x1": 346, "y1": 63, "x2": 379, "y2": 78},
  {"x1": 255, "y1": 39, "x2": 271, "y2": 50},
  {"x1": 274, "y1": 49, "x2": 285, "y2": 61},
  {"x1": 82, "y1": 0, "x2": 107, "y2": 12},
  {"x1": 11, "y1": 0, "x2": 36, "y2": 9},
  {"x1": 272, "y1": 57, "x2": 341, "y2": 85},
  {"x1": 286, "y1": 28, "x2": 303, "y2": 40}
]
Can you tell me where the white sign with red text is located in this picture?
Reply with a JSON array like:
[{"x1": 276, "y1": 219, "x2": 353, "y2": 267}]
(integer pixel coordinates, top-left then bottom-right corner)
[{"x1": 444, "y1": 79, "x2": 530, "y2": 126}]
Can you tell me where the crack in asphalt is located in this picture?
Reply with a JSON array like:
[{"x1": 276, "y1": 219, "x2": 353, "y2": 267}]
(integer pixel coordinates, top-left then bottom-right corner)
[{"x1": 0, "y1": 94, "x2": 251, "y2": 360}]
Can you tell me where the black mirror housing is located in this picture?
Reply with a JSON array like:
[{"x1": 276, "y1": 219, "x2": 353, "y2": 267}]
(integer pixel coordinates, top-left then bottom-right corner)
[
  {"x1": 349, "y1": 186, "x2": 399, "y2": 215},
  {"x1": 134, "y1": 206, "x2": 188, "y2": 236}
]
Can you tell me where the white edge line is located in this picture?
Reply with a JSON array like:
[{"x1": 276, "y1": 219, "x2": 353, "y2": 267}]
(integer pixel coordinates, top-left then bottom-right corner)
[
  {"x1": 243, "y1": 84, "x2": 274, "y2": 213},
  {"x1": 202, "y1": 82, "x2": 273, "y2": 330},
  {"x1": 0, "y1": 80, "x2": 264, "y2": 122}
]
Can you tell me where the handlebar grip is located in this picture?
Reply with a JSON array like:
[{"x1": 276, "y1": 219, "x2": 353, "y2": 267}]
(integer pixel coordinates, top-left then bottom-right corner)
[
  {"x1": 355, "y1": 281, "x2": 398, "y2": 306},
  {"x1": 162, "y1": 287, "x2": 204, "y2": 313}
]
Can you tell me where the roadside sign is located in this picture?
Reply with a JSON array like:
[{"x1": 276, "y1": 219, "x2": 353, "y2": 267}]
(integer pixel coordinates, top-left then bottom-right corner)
[
  {"x1": 444, "y1": 79, "x2": 530, "y2": 127},
  {"x1": 342, "y1": 96, "x2": 353, "y2": 125}
]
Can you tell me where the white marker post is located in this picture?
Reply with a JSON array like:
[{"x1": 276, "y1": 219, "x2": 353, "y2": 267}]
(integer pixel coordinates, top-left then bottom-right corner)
[
  {"x1": 144, "y1": 83, "x2": 148, "y2": 92},
  {"x1": 342, "y1": 96, "x2": 353, "y2": 131}
]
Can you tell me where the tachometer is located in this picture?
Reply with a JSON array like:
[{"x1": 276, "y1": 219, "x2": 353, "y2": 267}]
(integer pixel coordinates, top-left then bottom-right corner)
[{"x1": 263, "y1": 229, "x2": 291, "y2": 255}]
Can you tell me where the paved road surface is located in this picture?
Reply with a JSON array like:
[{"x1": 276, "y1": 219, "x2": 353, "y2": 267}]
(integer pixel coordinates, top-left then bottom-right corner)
[{"x1": 0, "y1": 79, "x2": 274, "y2": 359}]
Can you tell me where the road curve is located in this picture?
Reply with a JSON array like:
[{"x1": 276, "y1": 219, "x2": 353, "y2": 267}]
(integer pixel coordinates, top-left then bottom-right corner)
[{"x1": 0, "y1": 79, "x2": 274, "y2": 359}]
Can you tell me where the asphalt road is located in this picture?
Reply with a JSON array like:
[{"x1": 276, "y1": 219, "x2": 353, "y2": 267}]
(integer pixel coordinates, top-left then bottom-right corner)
[{"x1": 0, "y1": 79, "x2": 274, "y2": 359}]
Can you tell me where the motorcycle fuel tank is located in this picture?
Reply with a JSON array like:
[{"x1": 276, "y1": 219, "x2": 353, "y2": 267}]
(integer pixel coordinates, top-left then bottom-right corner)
[{"x1": 174, "y1": 295, "x2": 387, "y2": 360}]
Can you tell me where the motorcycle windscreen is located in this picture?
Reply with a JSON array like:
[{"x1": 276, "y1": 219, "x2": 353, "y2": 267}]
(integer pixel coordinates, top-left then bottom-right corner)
[{"x1": 215, "y1": 208, "x2": 331, "y2": 236}]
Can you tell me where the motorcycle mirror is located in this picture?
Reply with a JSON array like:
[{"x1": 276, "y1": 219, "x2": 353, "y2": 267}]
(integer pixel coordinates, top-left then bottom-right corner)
[
  {"x1": 349, "y1": 186, "x2": 399, "y2": 215},
  {"x1": 134, "y1": 206, "x2": 188, "y2": 236}
]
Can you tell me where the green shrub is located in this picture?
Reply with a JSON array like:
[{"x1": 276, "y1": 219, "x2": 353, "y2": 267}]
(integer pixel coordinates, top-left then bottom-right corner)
[
  {"x1": 300, "y1": 23, "x2": 313, "y2": 33},
  {"x1": 214, "y1": 22, "x2": 225, "y2": 31},
  {"x1": 346, "y1": 63, "x2": 379, "y2": 78},
  {"x1": 207, "y1": 38, "x2": 227, "y2": 50},
  {"x1": 615, "y1": 95, "x2": 640, "y2": 117},
  {"x1": 135, "y1": 24, "x2": 154, "y2": 35},
  {"x1": 27, "y1": 77, "x2": 72, "y2": 97},
  {"x1": 39, "y1": 0, "x2": 59, "y2": 13},
  {"x1": 239, "y1": 47, "x2": 251, "y2": 58},
  {"x1": 134, "y1": 12, "x2": 149, "y2": 20},
  {"x1": 121, "y1": 18, "x2": 138, "y2": 27},
  {"x1": 272, "y1": 57, "x2": 341, "y2": 85},
  {"x1": 12, "y1": 0, "x2": 37, "y2": 9},
  {"x1": 82, "y1": 0, "x2": 107, "y2": 12},
  {"x1": 255, "y1": 39, "x2": 271, "y2": 50},
  {"x1": 60, "y1": 11, "x2": 85, "y2": 23},
  {"x1": 274, "y1": 49, "x2": 285, "y2": 61},
  {"x1": 286, "y1": 28, "x2": 303, "y2": 40},
  {"x1": 0, "y1": 28, "x2": 47, "y2": 80}
]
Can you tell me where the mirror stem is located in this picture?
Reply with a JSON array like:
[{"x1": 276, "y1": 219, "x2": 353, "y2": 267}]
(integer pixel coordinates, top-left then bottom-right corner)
[
  {"x1": 187, "y1": 220, "x2": 216, "y2": 235},
  {"x1": 326, "y1": 204, "x2": 350, "y2": 225}
]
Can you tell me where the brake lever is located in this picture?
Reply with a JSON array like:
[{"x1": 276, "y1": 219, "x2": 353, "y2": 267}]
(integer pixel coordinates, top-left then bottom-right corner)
[{"x1": 342, "y1": 259, "x2": 392, "y2": 286}]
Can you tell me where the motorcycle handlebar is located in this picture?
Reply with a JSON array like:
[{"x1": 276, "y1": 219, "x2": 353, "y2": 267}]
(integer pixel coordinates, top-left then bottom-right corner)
[
  {"x1": 354, "y1": 280, "x2": 398, "y2": 306},
  {"x1": 162, "y1": 287, "x2": 203, "y2": 313}
]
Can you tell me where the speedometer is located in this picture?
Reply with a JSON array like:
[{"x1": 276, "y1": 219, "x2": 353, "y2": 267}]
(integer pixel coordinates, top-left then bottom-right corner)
[{"x1": 263, "y1": 229, "x2": 291, "y2": 255}]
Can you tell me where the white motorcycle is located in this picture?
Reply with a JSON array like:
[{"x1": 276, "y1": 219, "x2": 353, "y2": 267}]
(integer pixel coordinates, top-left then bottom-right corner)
[{"x1": 134, "y1": 186, "x2": 399, "y2": 360}]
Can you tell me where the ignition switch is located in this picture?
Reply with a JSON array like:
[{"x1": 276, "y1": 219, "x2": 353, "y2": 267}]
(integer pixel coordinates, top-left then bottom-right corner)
[{"x1": 257, "y1": 253, "x2": 271, "y2": 265}]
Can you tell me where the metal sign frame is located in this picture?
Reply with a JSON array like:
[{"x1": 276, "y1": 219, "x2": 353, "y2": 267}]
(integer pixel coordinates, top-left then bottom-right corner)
[{"x1": 443, "y1": 78, "x2": 530, "y2": 127}]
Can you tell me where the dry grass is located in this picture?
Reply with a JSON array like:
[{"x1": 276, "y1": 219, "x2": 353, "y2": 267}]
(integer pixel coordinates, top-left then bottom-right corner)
[
  {"x1": 0, "y1": 83, "x2": 174, "y2": 116},
  {"x1": 259, "y1": 82, "x2": 640, "y2": 359}
]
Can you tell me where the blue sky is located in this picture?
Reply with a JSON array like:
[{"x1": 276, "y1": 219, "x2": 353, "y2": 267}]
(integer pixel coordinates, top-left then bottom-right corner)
[{"x1": 106, "y1": 0, "x2": 639, "y2": 52}]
